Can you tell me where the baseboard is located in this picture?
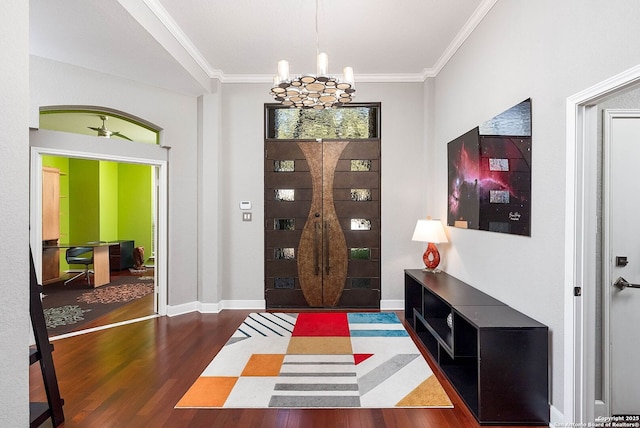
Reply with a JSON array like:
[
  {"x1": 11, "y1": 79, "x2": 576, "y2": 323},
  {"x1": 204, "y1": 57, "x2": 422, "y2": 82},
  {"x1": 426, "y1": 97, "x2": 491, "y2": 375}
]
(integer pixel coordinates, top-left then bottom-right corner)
[
  {"x1": 171, "y1": 299, "x2": 404, "y2": 315},
  {"x1": 168, "y1": 300, "x2": 266, "y2": 315},
  {"x1": 198, "y1": 301, "x2": 221, "y2": 313},
  {"x1": 380, "y1": 299, "x2": 404, "y2": 310},
  {"x1": 217, "y1": 300, "x2": 265, "y2": 311},
  {"x1": 549, "y1": 404, "x2": 563, "y2": 427},
  {"x1": 166, "y1": 301, "x2": 199, "y2": 317}
]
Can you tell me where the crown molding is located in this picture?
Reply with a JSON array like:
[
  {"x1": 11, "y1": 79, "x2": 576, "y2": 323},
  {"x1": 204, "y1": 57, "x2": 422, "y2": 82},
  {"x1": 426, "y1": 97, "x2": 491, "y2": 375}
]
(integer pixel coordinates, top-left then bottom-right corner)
[
  {"x1": 137, "y1": 0, "x2": 497, "y2": 87},
  {"x1": 431, "y1": 0, "x2": 498, "y2": 75},
  {"x1": 140, "y1": 0, "x2": 223, "y2": 79},
  {"x1": 220, "y1": 73, "x2": 430, "y2": 84}
]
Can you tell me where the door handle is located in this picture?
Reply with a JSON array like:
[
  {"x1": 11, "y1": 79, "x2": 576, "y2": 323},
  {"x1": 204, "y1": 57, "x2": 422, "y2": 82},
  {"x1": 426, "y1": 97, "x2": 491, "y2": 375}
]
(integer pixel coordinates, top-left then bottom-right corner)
[
  {"x1": 613, "y1": 276, "x2": 640, "y2": 290},
  {"x1": 324, "y1": 220, "x2": 330, "y2": 275},
  {"x1": 314, "y1": 222, "x2": 321, "y2": 276}
]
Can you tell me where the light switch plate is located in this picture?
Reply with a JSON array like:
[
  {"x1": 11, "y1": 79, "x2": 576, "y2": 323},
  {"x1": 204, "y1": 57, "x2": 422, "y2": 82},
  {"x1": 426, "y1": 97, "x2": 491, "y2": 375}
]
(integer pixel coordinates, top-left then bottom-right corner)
[{"x1": 242, "y1": 212, "x2": 252, "y2": 222}]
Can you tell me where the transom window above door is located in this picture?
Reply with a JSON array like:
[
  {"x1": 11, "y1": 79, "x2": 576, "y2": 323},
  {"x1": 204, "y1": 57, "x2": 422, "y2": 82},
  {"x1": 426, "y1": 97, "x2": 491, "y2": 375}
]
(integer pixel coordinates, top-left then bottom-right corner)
[
  {"x1": 266, "y1": 104, "x2": 380, "y2": 140},
  {"x1": 39, "y1": 106, "x2": 160, "y2": 145}
]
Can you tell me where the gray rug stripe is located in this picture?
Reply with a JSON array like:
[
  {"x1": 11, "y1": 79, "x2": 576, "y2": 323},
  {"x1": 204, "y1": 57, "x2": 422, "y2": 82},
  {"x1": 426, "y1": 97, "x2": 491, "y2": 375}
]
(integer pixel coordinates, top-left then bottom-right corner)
[
  {"x1": 283, "y1": 361, "x2": 354, "y2": 365},
  {"x1": 279, "y1": 372, "x2": 356, "y2": 377},
  {"x1": 269, "y1": 396, "x2": 361, "y2": 408},
  {"x1": 224, "y1": 336, "x2": 249, "y2": 346},
  {"x1": 274, "y1": 383, "x2": 359, "y2": 391},
  {"x1": 358, "y1": 354, "x2": 420, "y2": 395}
]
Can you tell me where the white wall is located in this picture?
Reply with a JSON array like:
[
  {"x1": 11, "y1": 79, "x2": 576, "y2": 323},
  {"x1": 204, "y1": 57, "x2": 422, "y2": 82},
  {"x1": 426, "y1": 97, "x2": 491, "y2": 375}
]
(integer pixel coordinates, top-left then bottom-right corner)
[
  {"x1": 0, "y1": 2, "x2": 29, "y2": 425},
  {"x1": 432, "y1": 0, "x2": 640, "y2": 417},
  {"x1": 29, "y1": 57, "x2": 200, "y2": 307},
  {"x1": 216, "y1": 82, "x2": 428, "y2": 307}
]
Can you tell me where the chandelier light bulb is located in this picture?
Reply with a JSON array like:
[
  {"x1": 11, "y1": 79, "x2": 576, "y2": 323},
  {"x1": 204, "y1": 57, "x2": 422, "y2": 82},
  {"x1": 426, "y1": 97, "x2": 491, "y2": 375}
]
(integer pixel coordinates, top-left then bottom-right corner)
[
  {"x1": 270, "y1": 56, "x2": 356, "y2": 109},
  {"x1": 269, "y1": 0, "x2": 355, "y2": 109},
  {"x1": 277, "y1": 60, "x2": 290, "y2": 83},
  {"x1": 343, "y1": 66, "x2": 354, "y2": 86},
  {"x1": 317, "y1": 52, "x2": 328, "y2": 76}
]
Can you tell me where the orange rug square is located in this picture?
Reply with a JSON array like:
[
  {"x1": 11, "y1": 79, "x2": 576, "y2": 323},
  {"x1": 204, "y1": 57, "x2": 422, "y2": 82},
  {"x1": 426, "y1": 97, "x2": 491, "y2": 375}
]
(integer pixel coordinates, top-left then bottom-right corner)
[
  {"x1": 241, "y1": 354, "x2": 285, "y2": 376},
  {"x1": 176, "y1": 376, "x2": 237, "y2": 407}
]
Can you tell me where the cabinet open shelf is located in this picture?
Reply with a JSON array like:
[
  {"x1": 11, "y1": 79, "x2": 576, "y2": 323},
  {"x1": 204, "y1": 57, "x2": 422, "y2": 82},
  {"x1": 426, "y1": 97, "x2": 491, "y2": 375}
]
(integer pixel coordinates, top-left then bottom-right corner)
[{"x1": 405, "y1": 269, "x2": 549, "y2": 426}]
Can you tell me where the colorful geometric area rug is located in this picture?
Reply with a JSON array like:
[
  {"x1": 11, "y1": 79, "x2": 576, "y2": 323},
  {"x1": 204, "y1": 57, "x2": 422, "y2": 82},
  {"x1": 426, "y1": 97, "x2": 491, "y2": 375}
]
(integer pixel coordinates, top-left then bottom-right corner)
[{"x1": 176, "y1": 312, "x2": 453, "y2": 409}]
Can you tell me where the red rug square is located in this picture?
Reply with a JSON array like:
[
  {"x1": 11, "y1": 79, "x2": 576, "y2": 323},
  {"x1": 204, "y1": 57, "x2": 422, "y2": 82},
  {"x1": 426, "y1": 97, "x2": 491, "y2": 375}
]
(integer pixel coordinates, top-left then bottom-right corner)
[{"x1": 291, "y1": 312, "x2": 350, "y2": 337}]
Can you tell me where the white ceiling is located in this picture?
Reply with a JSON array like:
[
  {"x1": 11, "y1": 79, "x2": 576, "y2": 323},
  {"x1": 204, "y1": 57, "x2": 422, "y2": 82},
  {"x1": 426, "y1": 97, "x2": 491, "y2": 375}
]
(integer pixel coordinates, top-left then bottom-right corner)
[{"x1": 30, "y1": 0, "x2": 495, "y2": 97}]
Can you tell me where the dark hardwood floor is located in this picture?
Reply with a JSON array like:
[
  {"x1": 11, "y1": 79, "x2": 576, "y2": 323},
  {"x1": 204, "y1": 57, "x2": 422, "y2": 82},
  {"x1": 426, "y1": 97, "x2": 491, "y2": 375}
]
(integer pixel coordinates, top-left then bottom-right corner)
[{"x1": 30, "y1": 310, "x2": 546, "y2": 428}]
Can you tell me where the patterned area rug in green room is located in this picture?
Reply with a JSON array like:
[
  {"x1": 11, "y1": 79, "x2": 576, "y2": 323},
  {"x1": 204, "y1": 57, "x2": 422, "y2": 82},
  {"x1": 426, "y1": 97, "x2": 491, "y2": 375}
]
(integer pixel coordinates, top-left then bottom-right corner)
[
  {"x1": 176, "y1": 312, "x2": 453, "y2": 409},
  {"x1": 41, "y1": 276, "x2": 154, "y2": 335}
]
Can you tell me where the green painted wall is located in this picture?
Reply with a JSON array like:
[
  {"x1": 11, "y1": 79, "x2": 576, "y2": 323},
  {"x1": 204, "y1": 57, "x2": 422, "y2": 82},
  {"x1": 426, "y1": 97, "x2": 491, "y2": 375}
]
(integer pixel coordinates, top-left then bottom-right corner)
[
  {"x1": 43, "y1": 156, "x2": 153, "y2": 273},
  {"x1": 47, "y1": 156, "x2": 153, "y2": 271},
  {"x1": 118, "y1": 163, "x2": 153, "y2": 262},
  {"x1": 68, "y1": 159, "x2": 101, "y2": 244},
  {"x1": 99, "y1": 161, "x2": 119, "y2": 242}
]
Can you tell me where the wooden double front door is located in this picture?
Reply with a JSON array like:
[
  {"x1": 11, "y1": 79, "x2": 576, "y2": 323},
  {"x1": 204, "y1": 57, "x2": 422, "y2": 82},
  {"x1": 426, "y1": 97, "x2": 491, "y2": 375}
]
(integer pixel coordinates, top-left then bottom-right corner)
[{"x1": 265, "y1": 139, "x2": 380, "y2": 309}]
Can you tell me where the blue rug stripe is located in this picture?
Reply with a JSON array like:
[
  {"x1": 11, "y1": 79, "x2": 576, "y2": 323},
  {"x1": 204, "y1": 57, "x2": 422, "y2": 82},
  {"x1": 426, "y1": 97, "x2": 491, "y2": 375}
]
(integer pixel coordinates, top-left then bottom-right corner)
[
  {"x1": 247, "y1": 313, "x2": 287, "y2": 336},
  {"x1": 350, "y1": 329, "x2": 408, "y2": 337},
  {"x1": 271, "y1": 312, "x2": 297, "y2": 327},
  {"x1": 242, "y1": 320, "x2": 270, "y2": 336},
  {"x1": 347, "y1": 312, "x2": 400, "y2": 324},
  {"x1": 236, "y1": 328, "x2": 251, "y2": 337},
  {"x1": 255, "y1": 312, "x2": 295, "y2": 334}
]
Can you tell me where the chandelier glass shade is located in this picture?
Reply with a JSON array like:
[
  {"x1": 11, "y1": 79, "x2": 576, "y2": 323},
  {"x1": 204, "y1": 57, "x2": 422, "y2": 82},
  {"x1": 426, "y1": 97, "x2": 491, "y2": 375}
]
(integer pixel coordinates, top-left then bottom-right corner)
[
  {"x1": 270, "y1": 56, "x2": 355, "y2": 109},
  {"x1": 269, "y1": 0, "x2": 355, "y2": 110}
]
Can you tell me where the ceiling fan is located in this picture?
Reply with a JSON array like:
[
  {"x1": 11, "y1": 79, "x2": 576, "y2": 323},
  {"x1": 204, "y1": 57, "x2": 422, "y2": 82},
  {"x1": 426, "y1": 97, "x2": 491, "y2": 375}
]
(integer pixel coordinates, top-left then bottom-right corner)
[{"x1": 88, "y1": 115, "x2": 132, "y2": 140}]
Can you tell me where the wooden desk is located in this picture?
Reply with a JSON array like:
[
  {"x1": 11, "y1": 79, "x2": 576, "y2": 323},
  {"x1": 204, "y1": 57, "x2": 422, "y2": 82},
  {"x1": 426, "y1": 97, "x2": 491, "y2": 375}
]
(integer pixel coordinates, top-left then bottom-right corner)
[{"x1": 45, "y1": 243, "x2": 111, "y2": 287}]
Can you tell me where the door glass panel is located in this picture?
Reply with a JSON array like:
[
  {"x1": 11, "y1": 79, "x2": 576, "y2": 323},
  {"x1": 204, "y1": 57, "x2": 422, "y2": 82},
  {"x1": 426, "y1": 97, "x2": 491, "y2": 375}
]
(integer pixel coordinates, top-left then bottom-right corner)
[
  {"x1": 274, "y1": 277, "x2": 295, "y2": 289},
  {"x1": 275, "y1": 189, "x2": 295, "y2": 201},
  {"x1": 274, "y1": 218, "x2": 295, "y2": 230},
  {"x1": 351, "y1": 219, "x2": 371, "y2": 230},
  {"x1": 350, "y1": 248, "x2": 371, "y2": 260},
  {"x1": 274, "y1": 248, "x2": 295, "y2": 259},
  {"x1": 351, "y1": 278, "x2": 371, "y2": 289},
  {"x1": 351, "y1": 189, "x2": 372, "y2": 201},
  {"x1": 350, "y1": 160, "x2": 372, "y2": 171},
  {"x1": 274, "y1": 160, "x2": 295, "y2": 172}
]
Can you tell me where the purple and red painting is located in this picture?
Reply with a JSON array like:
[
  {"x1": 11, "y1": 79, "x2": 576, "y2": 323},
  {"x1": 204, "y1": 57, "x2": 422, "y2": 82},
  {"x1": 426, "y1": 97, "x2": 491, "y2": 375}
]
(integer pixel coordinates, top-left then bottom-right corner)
[{"x1": 447, "y1": 99, "x2": 532, "y2": 236}]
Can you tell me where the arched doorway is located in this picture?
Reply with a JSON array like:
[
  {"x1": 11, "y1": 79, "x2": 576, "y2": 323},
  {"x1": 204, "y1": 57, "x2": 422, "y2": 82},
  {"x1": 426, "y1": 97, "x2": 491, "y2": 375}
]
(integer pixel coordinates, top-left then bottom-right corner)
[{"x1": 30, "y1": 106, "x2": 168, "y2": 337}]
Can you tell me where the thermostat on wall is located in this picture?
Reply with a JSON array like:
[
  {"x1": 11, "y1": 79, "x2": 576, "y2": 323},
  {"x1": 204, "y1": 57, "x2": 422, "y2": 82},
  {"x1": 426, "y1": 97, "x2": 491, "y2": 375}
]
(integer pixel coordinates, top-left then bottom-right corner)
[{"x1": 240, "y1": 201, "x2": 252, "y2": 210}]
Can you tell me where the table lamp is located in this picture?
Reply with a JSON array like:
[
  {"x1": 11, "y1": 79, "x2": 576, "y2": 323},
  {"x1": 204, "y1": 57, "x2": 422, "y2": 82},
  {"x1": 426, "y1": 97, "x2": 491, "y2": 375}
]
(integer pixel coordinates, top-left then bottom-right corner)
[{"x1": 412, "y1": 218, "x2": 448, "y2": 272}]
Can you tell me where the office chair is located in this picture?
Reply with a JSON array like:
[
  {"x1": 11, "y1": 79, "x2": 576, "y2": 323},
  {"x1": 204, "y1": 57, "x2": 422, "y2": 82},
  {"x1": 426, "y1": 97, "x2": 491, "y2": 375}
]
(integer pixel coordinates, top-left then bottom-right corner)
[{"x1": 64, "y1": 246, "x2": 94, "y2": 285}]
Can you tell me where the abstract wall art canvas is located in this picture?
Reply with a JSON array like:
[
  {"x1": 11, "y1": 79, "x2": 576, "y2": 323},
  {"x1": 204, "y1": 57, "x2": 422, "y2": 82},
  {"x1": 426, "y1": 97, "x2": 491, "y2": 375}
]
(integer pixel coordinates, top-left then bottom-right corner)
[{"x1": 447, "y1": 99, "x2": 532, "y2": 236}]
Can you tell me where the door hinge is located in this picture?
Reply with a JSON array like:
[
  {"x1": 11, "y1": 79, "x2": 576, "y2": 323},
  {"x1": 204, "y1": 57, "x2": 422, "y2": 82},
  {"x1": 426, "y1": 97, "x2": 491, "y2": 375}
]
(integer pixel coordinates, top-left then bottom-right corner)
[{"x1": 574, "y1": 286, "x2": 582, "y2": 297}]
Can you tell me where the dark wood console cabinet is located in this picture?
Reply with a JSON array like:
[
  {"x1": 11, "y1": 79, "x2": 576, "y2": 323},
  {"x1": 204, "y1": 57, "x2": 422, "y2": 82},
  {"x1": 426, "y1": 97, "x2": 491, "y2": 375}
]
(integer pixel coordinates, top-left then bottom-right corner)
[{"x1": 405, "y1": 269, "x2": 549, "y2": 425}]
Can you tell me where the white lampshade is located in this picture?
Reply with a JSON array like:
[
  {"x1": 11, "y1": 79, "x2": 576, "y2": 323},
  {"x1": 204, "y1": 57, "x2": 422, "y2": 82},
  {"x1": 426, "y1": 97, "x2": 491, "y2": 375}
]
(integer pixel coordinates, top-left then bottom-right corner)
[{"x1": 412, "y1": 219, "x2": 448, "y2": 244}]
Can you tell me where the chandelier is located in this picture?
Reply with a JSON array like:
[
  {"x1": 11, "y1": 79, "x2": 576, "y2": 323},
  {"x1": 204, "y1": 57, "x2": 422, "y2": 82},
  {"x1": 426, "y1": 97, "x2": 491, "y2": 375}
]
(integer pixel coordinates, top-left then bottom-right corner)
[{"x1": 269, "y1": 0, "x2": 355, "y2": 110}]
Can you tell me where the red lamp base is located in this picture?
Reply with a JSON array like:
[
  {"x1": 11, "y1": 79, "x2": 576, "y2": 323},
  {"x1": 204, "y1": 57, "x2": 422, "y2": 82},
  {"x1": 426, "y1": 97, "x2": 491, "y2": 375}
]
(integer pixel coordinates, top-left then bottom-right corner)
[{"x1": 422, "y1": 243, "x2": 442, "y2": 272}]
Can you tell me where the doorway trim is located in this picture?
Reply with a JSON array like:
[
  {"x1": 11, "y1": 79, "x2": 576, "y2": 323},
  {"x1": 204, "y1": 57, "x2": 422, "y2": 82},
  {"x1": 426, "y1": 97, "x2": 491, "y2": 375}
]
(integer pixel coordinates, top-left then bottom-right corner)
[
  {"x1": 565, "y1": 64, "x2": 640, "y2": 423},
  {"x1": 29, "y1": 130, "x2": 169, "y2": 317}
]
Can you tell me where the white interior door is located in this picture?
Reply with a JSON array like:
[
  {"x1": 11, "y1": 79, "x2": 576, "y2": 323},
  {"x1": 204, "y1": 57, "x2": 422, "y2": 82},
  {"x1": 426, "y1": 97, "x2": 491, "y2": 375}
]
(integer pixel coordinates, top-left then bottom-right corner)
[{"x1": 606, "y1": 110, "x2": 640, "y2": 416}]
